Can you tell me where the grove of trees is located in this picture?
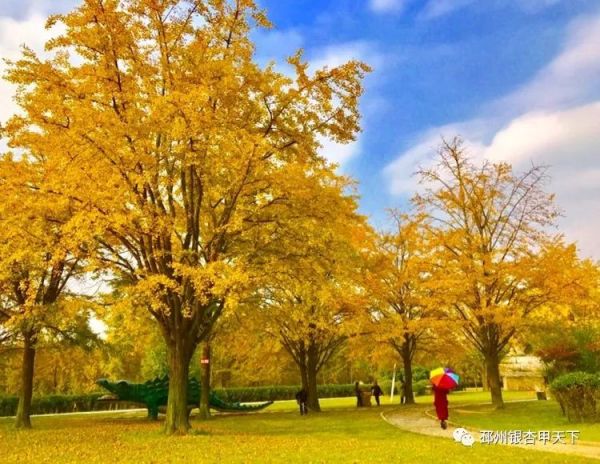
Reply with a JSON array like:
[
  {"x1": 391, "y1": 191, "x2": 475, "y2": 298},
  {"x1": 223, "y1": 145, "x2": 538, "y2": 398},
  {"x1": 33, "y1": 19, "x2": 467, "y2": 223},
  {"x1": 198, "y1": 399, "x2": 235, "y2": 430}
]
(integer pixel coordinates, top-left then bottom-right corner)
[{"x1": 0, "y1": 0, "x2": 598, "y2": 436}]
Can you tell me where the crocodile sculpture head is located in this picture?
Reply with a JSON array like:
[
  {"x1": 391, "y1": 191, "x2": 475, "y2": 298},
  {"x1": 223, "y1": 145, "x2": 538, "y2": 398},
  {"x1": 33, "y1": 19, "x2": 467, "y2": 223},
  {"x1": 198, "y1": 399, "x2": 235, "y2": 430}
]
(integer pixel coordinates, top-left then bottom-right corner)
[{"x1": 96, "y1": 379, "x2": 135, "y2": 401}]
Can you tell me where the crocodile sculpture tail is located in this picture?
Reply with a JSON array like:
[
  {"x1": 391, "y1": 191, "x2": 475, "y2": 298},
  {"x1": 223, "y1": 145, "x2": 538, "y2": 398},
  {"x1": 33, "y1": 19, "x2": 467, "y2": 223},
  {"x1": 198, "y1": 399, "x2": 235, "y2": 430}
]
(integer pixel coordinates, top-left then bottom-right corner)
[
  {"x1": 96, "y1": 376, "x2": 273, "y2": 419},
  {"x1": 208, "y1": 392, "x2": 273, "y2": 412}
]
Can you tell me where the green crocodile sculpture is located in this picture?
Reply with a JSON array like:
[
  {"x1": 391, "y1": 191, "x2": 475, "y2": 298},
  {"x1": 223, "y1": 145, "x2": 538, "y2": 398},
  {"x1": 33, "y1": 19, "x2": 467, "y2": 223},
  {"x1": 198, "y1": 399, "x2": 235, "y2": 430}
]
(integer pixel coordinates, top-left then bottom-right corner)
[{"x1": 96, "y1": 376, "x2": 273, "y2": 419}]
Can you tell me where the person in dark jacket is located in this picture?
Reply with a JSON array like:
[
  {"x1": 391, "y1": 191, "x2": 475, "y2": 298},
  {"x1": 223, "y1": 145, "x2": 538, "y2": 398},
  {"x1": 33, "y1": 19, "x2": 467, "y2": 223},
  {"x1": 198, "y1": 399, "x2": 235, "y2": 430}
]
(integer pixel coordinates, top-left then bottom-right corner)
[
  {"x1": 371, "y1": 380, "x2": 383, "y2": 406},
  {"x1": 355, "y1": 381, "x2": 363, "y2": 407},
  {"x1": 295, "y1": 388, "x2": 308, "y2": 415},
  {"x1": 432, "y1": 384, "x2": 449, "y2": 429}
]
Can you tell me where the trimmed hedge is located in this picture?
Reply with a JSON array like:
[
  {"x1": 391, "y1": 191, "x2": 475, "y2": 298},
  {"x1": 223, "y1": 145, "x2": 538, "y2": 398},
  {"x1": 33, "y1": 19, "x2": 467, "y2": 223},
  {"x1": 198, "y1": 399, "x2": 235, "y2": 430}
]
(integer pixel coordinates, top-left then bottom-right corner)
[
  {"x1": 0, "y1": 385, "x2": 358, "y2": 416},
  {"x1": 0, "y1": 396, "x2": 18, "y2": 417},
  {"x1": 213, "y1": 380, "x2": 431, "y2": 402},
  {"x1": 412, "y1": 379, "x2": 431, "y2": 396},
  {"x1": 213, "y1": 384, "x2": 358, "y2": 402},
  {"x1": 0, "y1": 393, "x2": 142, "y2": 417},
  {"x1": 0, "y1": 380, "x2": 433, "y2": 416},
  {"x1": 550, "y1": 371, "x2": 600, "y2": 423}
]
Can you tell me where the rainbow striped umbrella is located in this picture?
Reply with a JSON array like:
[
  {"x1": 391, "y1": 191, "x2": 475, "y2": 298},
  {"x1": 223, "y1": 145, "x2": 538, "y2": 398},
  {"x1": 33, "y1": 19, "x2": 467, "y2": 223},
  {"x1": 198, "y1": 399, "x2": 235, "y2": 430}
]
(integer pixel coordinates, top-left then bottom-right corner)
[{"x1": 429, "y1": 367, "x2": 460, "y2": 390}]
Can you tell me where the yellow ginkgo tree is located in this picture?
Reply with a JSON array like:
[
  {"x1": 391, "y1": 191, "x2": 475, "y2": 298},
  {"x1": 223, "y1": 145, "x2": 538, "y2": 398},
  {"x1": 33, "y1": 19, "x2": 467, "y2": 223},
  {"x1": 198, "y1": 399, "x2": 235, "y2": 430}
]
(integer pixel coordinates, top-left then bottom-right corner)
[
  {"x1": 244, "y1": 178, "x2": 372, "y2": 412},
  {"x1": 415, "y1": 138, "x2": 591, "y2": 408},
  {"x1": 0, "y1": 156, "x2": 90, "y2": 428},
  {"x1": 3, "y1": 0, "x2": 369, "y2": 433},
  {"x1": 366, "y1": 212, "x2": 446, "y2": 404}
]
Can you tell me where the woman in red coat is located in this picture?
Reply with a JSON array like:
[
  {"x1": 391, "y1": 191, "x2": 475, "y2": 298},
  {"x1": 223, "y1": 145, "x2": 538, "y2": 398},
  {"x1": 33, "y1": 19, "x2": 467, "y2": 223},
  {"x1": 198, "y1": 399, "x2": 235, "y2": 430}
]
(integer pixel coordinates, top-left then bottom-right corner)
[{"x1": 432, "y1": 384, "x2": 449, "y2": 429}]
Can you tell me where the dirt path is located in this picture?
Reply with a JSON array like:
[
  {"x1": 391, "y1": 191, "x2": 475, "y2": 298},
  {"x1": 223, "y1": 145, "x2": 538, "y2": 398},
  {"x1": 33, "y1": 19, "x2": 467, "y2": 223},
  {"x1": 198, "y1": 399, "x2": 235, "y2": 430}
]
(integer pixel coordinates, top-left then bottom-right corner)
[{"x1": 381, "y1": 405, "x2": 600, "y2": 460}]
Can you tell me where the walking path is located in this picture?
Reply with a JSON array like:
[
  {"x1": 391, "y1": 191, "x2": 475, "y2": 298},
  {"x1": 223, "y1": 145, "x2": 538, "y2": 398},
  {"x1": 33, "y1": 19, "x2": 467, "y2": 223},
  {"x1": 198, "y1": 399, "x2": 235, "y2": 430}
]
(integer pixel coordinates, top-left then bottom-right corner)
[{"x1": 381, "y1": 404, "x2": 600, "y2": 460}]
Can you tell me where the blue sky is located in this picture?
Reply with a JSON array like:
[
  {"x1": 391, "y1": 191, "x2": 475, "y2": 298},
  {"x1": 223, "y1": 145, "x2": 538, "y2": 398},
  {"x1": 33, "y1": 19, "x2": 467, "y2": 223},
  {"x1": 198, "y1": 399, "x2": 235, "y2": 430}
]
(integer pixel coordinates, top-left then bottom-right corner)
[{"x1": 1, "y1": 0, "x2": 599, "y2": 258}]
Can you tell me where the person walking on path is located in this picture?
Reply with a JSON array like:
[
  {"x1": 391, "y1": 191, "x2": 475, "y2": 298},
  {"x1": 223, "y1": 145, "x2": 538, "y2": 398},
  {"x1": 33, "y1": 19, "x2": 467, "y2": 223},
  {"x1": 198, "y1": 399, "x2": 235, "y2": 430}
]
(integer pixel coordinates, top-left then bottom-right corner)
[
  {"x1": 355, "y1": 381, "x2": 363, "y2": 407},
  {"x1": 432, "y1": 384, "x2": 449, "y2": 429},
  {"x1": 371, "y1": 380, "x2": 383, "y2": 406},
  {"x1": 295, "y1": 388, "x2": 308, "y2": 415}
]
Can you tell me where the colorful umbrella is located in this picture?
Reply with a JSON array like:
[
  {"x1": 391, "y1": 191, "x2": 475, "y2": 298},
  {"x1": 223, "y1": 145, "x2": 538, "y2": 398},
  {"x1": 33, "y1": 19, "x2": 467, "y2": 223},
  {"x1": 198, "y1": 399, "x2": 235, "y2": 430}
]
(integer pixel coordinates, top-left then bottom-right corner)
[{"x1": 429, "y1": 367, "x2": 460, "y2": 390}]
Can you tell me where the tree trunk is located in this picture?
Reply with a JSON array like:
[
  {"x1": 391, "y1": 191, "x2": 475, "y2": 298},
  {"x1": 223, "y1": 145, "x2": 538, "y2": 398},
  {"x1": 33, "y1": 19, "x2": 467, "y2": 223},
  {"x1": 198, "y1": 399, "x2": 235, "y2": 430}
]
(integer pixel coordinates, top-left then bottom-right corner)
[
  {"x1": 165, "y1": 338, "x2": 194, "y2": 435},
  {"x1": 401, "y1": 344, "x2": 415, "y2": 405},
  {"x1": 306, "y1": 343, "x2": 321, "y2": 412},
  {"x1": 300, "y1": 362, "x2": 309, "y2": 392},
  {"x1": 198, "y1": 341, "x2": 211, "y2": 421},
  {"x1": 485, "y1": 350, "x2": 504, "y2": 408},
  {"x1": 481, "y1": 360, "x2": 488, "y2": 391},
  {"x1": 15, "y1": 334, "x2": 36, "y2": 429}
]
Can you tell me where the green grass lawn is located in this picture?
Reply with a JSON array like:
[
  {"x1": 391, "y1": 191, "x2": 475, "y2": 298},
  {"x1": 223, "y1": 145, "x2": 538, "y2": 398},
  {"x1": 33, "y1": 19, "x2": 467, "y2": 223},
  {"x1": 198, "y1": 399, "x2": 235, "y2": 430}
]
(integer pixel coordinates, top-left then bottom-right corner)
[
  {"x1": 449, "y1": 399, "x2": 600, "y2": 443},
  {"x1": 0, "y1": 393, "x2": 597, "y2": 463}
]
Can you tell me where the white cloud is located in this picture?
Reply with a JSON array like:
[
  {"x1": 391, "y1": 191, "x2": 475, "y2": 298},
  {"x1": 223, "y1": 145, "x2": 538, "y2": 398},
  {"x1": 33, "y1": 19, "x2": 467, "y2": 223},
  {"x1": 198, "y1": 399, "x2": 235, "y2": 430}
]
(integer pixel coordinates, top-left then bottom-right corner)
[
  {"x1": 384, "y1": 119, "x2": 493, "y2": 194},
  {"x1": 420, "y1": 0, "x2": 475, "y2": 20},
  {"x1": 319, "y1": 136, "x2": 363, "y2": 166},
  {"x1": 385, "y1": 102, "x2": 600, "y2": 258},
  {"x1": 0, "y1": 13, "x2": 65, "y2": 126},
  {"x1": 497, "y1": 13, "x2": 600, "y2": 113},
  {"x1": 383, "y1": 12, "x2": 600, "y2": 259},
  {"x1": 369, "y1": 0, "x2": 406, "y2": 14},
  {"x1": 418, "y1": 0, "x2": 569, "y2": 20},
  {"x1": 0, "y1": 1, "x2": 76, "y2": 20},
  {"x1": 513, "y1": 0, "x2": 563, "y2": 14},
  {"x1": 309, "y1": 41, "x2": 384, "y2": 166},
  {"x1": 384, "y1": 101, "x2": 600, "y2": 259},
  {"x1": 484, "y1": 103, "x2": 600, "y2": 167},
  {"x1": 484, "y1": 103, "x2": 600, "y2": 259},
  {"x1": 252, "y1": 28, "x2": 304, "y2": 70},
  {"x1": 308, "y1": 40, "x2": 383, "y2": 72}
]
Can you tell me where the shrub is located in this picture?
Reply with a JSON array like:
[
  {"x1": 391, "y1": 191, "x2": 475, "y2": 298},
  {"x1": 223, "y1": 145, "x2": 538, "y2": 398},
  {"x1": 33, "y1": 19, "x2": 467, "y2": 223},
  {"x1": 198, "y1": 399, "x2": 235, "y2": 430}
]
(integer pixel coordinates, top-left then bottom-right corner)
[
  {"x1": 412, "y1": 366, "x2": 430, "y2": 382},
  {"x1": 0, "y1": 396, "x2": 18, "y2": 417},
  {"x1": 213, "y1": 385, "x2": 298, "y2": 402},
  {"x1": 535, "y1": 325, "x2": 600, "y2": 380},
  {"x1": 550, "y1": 371, "x2": 600, "y2": 423},
  {"x1": 377, "y1": 380, "x2": 397, "y2": 396},
  {"x1": 412, "y1": 379, "x2": 431, "y2": 396},
  {"x1": 0, "y1": 393, "x2": 145, "y2": 417},
  {"x1": 214, "y1": 384, "x2": 357, "y2": 402}
]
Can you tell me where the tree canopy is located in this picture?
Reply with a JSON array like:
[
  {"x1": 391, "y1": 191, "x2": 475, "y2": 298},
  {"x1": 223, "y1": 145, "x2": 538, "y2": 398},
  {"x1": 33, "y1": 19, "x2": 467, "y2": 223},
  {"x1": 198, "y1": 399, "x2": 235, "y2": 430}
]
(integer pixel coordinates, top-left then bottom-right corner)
[{"x1": 3, "y1": 0, "x2": 369, "y2": 433}]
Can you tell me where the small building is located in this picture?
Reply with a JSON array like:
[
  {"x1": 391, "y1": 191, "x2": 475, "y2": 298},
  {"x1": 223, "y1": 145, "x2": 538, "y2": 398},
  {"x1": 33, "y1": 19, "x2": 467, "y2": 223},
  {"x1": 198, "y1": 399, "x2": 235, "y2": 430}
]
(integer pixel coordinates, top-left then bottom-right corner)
[{"x1": 499, "y1": 355, "x2": 546, "y2": 391}]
